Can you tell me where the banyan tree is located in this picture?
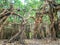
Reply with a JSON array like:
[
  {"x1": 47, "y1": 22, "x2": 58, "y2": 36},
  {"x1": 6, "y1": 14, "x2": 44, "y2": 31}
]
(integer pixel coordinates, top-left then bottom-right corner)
[
  {"x1": 34, "y1": 0, "x2": 60, "y2": 40},
  {"x1": 0, "y1": 0, "x2": 60, "y2": 44}
]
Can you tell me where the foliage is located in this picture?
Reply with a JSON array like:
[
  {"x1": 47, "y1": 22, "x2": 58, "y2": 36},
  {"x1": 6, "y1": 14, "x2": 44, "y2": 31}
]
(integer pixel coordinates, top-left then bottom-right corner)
[
  {"x1": 0, "y1": 0, "x2": 59, "y2": 24},
  {"x1": 42, "y1": 15, "x2": 51, "y2": 24},
  {"x1": 56, "y1": 0, "x2": 60, "y2": 4},
  {"x1": 1, "y1": 0, "x2": 60, "y2": 39}
]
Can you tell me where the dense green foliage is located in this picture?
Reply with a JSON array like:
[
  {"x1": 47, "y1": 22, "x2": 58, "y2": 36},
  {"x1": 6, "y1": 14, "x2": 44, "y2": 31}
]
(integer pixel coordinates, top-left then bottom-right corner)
[{"x1": 0, "y1": 0, "x2": 60, "y2": 24}]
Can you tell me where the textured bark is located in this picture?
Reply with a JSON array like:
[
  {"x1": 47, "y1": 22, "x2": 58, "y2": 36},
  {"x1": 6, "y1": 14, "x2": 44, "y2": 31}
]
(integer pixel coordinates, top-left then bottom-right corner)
[
  {"x1": 34, "y1": 13, "x2": 43, "y2": 38},
  {"x1": 33, "y1": 0, "x2": 60, "y2": 39}
]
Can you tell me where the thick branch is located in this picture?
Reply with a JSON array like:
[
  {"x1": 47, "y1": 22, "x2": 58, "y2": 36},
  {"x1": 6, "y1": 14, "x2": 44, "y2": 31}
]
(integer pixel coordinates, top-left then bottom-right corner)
[
  {"x1": 0, "y1": 9, "x2": 8, "y2": 16},
  {"x1": 0, "y1": 16, "x2": 7, "y2": 23},
  {"x1": 12, "y1": 12, "x2": 23, "y2": 19}
]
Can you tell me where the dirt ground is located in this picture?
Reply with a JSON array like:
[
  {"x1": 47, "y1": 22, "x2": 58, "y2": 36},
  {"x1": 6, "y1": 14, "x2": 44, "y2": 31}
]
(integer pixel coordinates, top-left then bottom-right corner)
[{"x1": 0, "y1": 39, "x2": 60, "y2": 45}]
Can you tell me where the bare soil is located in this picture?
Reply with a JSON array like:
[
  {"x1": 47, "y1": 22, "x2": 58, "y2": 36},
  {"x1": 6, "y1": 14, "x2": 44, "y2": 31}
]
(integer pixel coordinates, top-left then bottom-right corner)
[{"x1": 0, "y1": 39, "x2": 60, "y2": 45}]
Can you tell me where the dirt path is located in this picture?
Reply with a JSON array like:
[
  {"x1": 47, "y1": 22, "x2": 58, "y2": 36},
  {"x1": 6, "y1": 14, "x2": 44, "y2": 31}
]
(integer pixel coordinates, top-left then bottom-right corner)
[{"x1": 0, "y1": 39, "x2": 60, "y2": 45}]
